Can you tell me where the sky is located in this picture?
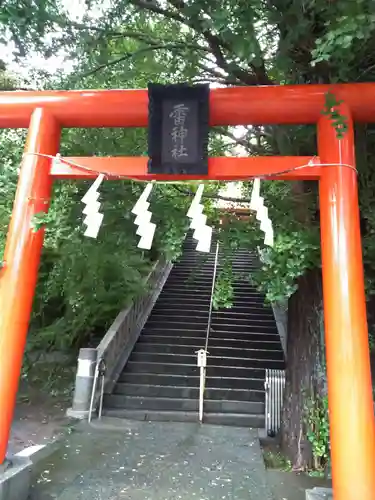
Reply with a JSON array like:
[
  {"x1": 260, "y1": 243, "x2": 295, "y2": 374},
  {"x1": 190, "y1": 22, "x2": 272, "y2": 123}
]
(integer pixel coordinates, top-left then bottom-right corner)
[{"x1": 0, "y1": 0, "x2": 107, "y2": 80}]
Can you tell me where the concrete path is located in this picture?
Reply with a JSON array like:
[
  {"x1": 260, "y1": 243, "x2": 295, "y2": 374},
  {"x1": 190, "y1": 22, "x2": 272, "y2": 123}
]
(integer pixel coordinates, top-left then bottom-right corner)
[{"x1": 30, "y1": 419, "x2": 274, "y2": 500}]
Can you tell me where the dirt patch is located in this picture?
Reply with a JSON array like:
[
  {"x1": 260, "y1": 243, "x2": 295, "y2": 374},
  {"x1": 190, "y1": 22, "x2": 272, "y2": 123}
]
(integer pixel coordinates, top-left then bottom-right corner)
[
  {"x1": 9, "y1": 361, "x2": 76, "y2": 455},
  {"x1": 260, "y1": 438, "x2": 331, "y2": 500},
  {"x1": 261, "y1": 437, "x2": 292, "y2": 470},
  {"x1": 267, "y1": 470, "x2": 331, "y2": 500}
]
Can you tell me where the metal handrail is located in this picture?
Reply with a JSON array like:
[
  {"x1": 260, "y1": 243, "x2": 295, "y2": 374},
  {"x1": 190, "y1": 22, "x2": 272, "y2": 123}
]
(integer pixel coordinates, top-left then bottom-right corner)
[
  {"x1": 197, "y1": 239, "x2": 220, "y2": 422},
  {"x1": 88, "y1": 358, "x2": 106, "y2": 423},
  {"x1": 205, "y1": 241, "x2": 220, "y2": 352}
]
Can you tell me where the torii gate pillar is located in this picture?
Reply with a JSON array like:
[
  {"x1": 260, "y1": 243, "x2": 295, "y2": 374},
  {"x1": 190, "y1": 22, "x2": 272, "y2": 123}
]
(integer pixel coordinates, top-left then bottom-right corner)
[
  {"x1": 0, "y1": 108, "x2": 60, "y2": 461},
  {"x1": 318, "y1": 104, "x2": 375, "y2": 499}
]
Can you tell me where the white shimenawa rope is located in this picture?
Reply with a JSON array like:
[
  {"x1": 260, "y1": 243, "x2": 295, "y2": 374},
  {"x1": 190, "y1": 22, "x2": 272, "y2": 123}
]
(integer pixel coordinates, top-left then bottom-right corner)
[
  {"x1": 22, "y1": 153, "x2": 358, "y2": 181},
  {"x1": 22, "y1": 153, "x2": 358, "y2": 247}
]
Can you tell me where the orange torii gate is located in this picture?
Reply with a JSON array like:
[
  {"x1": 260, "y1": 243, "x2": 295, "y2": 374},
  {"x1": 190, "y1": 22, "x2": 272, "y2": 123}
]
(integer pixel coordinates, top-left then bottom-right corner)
[{"x1": 0, "y1": 84, "x2": 374, "y2": 500}]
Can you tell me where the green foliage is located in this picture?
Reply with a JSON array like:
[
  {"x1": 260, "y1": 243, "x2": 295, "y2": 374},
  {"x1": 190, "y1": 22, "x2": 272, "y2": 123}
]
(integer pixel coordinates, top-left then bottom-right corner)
[
  {"x1": 0, "y1": 0, "x2": 374, "y2": 329},
  {"x1": 253, "y1": 230, "x2": 320, "y2": 303},
  {"x1": 0, "y1": 0, "x2": 68, "y2": 58},
  {"x1": 304, "y1": 394, "x2": 330, "y2": 471},
  {"x1": 31, "y1": 211, "x2": 57, "y2": 233},
  {"x1": 213, "y1": 261, "x2": 234, "y2": 310},
  {"x1": 311, "y1": 1, "x2": 375, "y2": 71},
  {"x1": 369, "y1": 331, "x2": 375, "y2": 352},
  {"x1": 215, "y1": 180, "x2": 320, "y2": 306},
  {"x1": 322, "y1": 92, "x2": 349, "y2": 139},
  {"x1": 1, "y1": 0, "x2": 375, "y2": 472},
  {"x1": 26, "y1": 173, "x2": 197, "y2": 350},
  {"x1": 0, "y1": 66, "x2": 202, "y2": 352},
  {"x1": 0, "y1": 130, "x2": 24, "y2": 256},
  {"x1": 262, "y1": 449, "x2": 292, "y2": 471}
]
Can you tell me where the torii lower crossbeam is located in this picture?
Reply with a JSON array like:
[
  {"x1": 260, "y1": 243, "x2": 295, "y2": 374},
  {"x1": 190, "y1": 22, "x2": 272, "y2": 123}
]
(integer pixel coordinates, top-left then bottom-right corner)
[
  {"x1": 51, "y1": 156, "x2": 321, "y2": 180},
  {"x1": 0, "y1": 87, "x2": 374, "y2": 500}
]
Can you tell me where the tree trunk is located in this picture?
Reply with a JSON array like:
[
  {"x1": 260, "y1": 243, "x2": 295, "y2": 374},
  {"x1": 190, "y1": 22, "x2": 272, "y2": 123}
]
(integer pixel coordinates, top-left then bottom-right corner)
[{"x1": 281, "y1": 267, "x2": 326, "y2": 470}]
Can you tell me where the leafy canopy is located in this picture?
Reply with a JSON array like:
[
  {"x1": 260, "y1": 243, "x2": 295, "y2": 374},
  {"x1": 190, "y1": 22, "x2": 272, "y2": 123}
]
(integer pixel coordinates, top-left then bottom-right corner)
[{"x1": 1, "y1": 0, "x2": 375, "y2": 349}]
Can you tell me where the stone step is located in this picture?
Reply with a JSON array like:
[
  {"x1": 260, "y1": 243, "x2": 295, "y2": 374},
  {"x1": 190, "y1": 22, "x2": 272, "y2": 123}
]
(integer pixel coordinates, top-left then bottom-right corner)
[
  {"x1": 101, "y1": 408, "x2": 265, "y2": 427},
  {"x1": 133, "y1": 342, "x2": 284, "y2": 360},
  {"x1": 119, "y1": 373, "x2": 265, "y2": 391},
  {"x1": 102, "y1": 232, "x2": 283, "y2": 429},
  {"x1": 112, "y1": 383, "x2": 265, "y2": 402},
  {"x1": 129, "y1": 352, "x2": 285, "y2": 369},
  {"x1": 104, "y1": 394, "x2": 265, "y2": 414}
]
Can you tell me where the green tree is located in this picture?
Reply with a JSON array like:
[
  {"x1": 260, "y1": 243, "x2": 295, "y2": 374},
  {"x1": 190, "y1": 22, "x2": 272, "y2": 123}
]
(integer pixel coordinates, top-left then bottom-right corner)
[
  {"x1": 0, "y1": 50, "x2": 226, "y2": 354},
  {"x1": 2, "y1": 0, "x2": 375, "y2": 470}
]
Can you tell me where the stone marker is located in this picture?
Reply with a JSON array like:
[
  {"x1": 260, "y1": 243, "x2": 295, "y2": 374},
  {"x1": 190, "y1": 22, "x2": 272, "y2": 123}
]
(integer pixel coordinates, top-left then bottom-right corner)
[
  {"x1": 306, "y1": 487, "x2": 333, "y2": 500},
  {"x1": 67, "y1": 347, "x2": 98, "y2": 419}
]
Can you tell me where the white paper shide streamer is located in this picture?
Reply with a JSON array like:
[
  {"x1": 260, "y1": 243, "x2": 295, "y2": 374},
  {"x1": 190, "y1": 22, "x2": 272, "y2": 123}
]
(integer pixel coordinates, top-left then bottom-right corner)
[
  {"x1": 250, "y1": 178, "x2": 274, "y2": 247},
  {"x1": 187, "y1": 184, "x2": 212, "y2": 252},
  {"x1": 131, "y1": 183, "x2": 156, "y2": 250},
  {"x1": 81, "y1": 174, "x2": 105, "y2": 238}
]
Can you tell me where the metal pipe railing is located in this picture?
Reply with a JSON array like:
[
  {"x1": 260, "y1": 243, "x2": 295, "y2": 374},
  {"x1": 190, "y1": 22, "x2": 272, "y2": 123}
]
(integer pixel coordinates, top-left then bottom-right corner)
[
  {"x1": 205, "y1": 241, "x2": 220, "y2": 353},
  {"x1": 197, "y1": 239, "x2": 220, "y2": 422},
  {"x1": 265, "y1": 368, "x2": 285, "y2": 436}
]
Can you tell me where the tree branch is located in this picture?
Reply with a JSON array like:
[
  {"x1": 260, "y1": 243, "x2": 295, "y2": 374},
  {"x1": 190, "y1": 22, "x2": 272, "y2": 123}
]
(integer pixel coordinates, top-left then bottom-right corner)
[
  {"x1": 129, "y1": 0, "x2": 272, "y2": 86},
  {"x1": 0, "y1": 85, "x2": 36, "y2": 91},
  {"x1": 167, "y1": 0, "x2": 272, "y2": 85},
  {"x1": 130, "y1": 0, "x2": 186, "y2": 24},
  {"x1": 80, "y1": 42, "x2": 198, "y2": 78}
]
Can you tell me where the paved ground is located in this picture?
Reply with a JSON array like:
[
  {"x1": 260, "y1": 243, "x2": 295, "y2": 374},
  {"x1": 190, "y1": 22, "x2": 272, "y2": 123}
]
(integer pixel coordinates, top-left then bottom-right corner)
[
  {"x1": 267, "y1": 470, "x2": 331, "y2": 500},
  {"x1": 30, "y1": 419, "x2": 275, "y2": 500}
]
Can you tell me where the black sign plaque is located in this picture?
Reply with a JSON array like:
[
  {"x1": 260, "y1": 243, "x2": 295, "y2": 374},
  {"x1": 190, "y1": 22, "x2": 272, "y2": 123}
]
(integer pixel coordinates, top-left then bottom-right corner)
[{"x1": 148, "y1": 83, "x2": 209, "y2": 175}]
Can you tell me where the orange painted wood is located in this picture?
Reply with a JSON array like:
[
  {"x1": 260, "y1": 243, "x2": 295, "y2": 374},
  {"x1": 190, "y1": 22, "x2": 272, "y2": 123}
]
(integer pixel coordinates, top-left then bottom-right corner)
[
  {"x1": 0, "y1": 109, "x2": 60, "y2": 462},
  {"x1": 0, "y1": 84, "x2": 375, "y2": 127},
  {"x1": 318, "y1": 105, "x2": 375, "y2": 500},
  {"x1": 51, "y1": 156, "x2": 321, "y2": 180}
]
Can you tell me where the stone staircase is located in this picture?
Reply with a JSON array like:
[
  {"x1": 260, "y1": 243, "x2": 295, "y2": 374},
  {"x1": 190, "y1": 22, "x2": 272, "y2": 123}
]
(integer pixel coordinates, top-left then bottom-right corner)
[{"x1": 102, "y1": 235, "x2": 285, "y2": 427}]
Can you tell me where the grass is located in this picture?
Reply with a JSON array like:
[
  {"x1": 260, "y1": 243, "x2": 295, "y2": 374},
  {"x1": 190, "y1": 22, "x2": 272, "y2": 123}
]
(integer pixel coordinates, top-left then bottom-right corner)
[
  {"x1": 307, "y1": 469, "x2": 326, "y2": 478},
  {"x1": 263, "y1": 448, "x2": 292, "y2": 471},
  {"x1": 18, "y1": 361, "x2": 76, "y2": 405}
]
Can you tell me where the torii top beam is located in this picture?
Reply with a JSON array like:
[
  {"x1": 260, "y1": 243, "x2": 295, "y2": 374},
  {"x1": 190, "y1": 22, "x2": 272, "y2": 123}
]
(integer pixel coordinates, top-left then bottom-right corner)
[{"x1": 0, "y1": 83, "x2": 373, "y2": 128}]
